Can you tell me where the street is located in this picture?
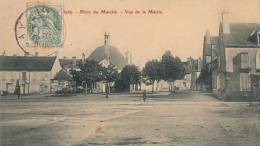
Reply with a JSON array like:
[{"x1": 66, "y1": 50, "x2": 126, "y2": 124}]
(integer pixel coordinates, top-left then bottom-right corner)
[{"x1": 0, "y1": 91, "x2": 259, "y2": 146}]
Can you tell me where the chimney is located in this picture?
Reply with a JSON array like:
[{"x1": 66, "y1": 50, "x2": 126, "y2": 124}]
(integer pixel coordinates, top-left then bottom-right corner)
[
  {"x1": 72, "y1": 56, "x2": 77, "y2": 67},
  {"x1": 35, "y1": 52, "x2": 38, "y2": 57}
]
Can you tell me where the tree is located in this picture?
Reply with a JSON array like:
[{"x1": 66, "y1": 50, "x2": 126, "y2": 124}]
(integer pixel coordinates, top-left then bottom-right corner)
[
  {"x1": 71, "y1": 60, "x2": 104, "y2": 93},
  {"x1": 70, "y1": 68, "x2": 83, "y2": 90},
  {"x1": 161, "y1": 51, "x2": 185, "y2": 92},
  {"x1": 117, "y1": 65, "x2": 141, "y2": 91},
  {"x1": 142, "y1": 59, "x2": 163, "y2": 92},
  {"x1": 103, "y1": 64, "x2": 119, "y2": 83},
  {"x1": 103, "y1": 64, "x2": 119, "y2": 92}
]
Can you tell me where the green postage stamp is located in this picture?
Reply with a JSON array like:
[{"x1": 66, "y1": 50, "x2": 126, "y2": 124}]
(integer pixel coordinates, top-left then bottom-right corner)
[{"x1": 26, "y1": 4, "x2": 63, "y2": 48}]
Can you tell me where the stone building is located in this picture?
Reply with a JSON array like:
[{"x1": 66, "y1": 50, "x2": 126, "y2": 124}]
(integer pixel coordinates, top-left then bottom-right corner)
[
  {"x1": 0, "y1": 55, "x2": 60, "y2": 95},
  {"x1": 184, "y1": 57, "x2": 202, "y2": 91},
  {"x1": 202, "y1": 22, "x2": 260, "y2": 99}
]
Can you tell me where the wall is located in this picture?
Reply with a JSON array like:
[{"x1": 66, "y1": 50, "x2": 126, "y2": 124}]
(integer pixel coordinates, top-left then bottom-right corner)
[
  {"x1": 225, "y1": 47, "x2": 260, "y2": 73},
  {"x1": 0, "y1": 71, "x2": 52, "y2": 94}
]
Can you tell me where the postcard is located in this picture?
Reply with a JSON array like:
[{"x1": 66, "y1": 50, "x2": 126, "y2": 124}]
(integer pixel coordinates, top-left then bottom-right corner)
[{"x1": 0, "y1": 0, "x2": 259, "y2": 146}]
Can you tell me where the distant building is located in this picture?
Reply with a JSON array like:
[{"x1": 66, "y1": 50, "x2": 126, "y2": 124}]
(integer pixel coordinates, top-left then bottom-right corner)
[
  {"x1": 200, "y1": 31, "x2": 219, "y2": 91},
  {"x1": 184, "y1": 57, "x2": 202, "y2": 91},
  {"x1": 0, "y1": 55, "x2": 60, "y2": 95},
  {"x1": 59, "y1": 56, "x2": 82, "y2": 72},
  {"x1": 87, "y1": 33, "x2": 128, "y2": 92},
  {"x1": 51, "y1": 69, "x2": 74, "y2": 93},
  {"x1": 88, "y1": 32, "x2": 128, "y2": 70},
  {"x1": 201, "y1": 22, "x2": 260, "y2": 99},
  {"x1": 202, "y1": 30, "x2": 218, "y2": 68}
]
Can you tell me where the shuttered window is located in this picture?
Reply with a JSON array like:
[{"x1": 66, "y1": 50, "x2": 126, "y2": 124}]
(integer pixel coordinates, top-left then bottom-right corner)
[
  {"x1": 240, "y1": 73, "x2": 251, "y2": 91},
  {"x1": 241, "y1": 53, "x2": 249, "y2": 69},
  {"x1": 256, "y1": 54, "x2": 260, "y2": 69}
]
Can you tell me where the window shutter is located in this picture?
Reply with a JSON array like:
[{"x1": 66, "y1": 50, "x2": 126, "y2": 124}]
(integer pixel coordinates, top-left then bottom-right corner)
[{"x1": 256, "y1": 54, "x2": 260, "y2": 69}]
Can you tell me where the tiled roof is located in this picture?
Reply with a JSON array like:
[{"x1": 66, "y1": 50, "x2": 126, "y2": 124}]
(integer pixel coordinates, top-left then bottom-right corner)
[
  {"x1": 0, "y1": 56, "x2": 56, "y2": 71},
  {"x1": 52, "y1": 69, "x2": 73, "y2": 81},
  {"x1": 59, "y1": 58, "x2": 82, "y2": 68},
  {"x1": 224, "y1": 23, "x2": 260, "y2": 47}
]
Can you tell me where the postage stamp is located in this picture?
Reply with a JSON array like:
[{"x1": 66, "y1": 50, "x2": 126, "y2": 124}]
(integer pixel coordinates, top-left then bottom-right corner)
[
  {"x1": 14, "y1": 3, "x2": 64, "y2": 55},
  {"x1": 26, "y1": 5, "x2": 62, "y2": 48}
]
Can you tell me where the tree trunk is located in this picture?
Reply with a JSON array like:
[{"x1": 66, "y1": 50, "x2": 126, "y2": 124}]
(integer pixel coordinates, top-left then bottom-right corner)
[
  {"x1": 152, "y1": 81, "x2": 154, "y2": 93},
  {"x1": 168, "y1": 82, "x2": 171, "y2": 92},
  {"x1": 172, "y1": 82, "x2": 174, "y2": 92}
]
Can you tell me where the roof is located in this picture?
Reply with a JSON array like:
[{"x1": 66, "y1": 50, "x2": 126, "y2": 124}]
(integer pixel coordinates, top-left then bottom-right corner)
[
  {"x1": 87, "y1": 45, "x2": 127, "y2": 69},
  {"x1": 52, "y1": 69, "x2": 73, "y2": 81},
  {"x1": 0, "y1": 56, "x2": 56, "y2": 71},
  {"x1": 59, "y1": 58, "x2": 82, "y2": 69},
  {"x1": 224, "y1": 23, "x2": 260, "y2": 48}
]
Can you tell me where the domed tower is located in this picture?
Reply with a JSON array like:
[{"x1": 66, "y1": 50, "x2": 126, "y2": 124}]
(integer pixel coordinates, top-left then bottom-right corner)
[{"x1": 87, "y1": 33, "x2": 127, "y2": 70}]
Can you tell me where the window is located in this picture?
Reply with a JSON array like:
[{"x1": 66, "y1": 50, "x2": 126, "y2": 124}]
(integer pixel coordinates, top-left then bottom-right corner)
[
  {"x1": 257, "y1": 32, "x2": 260, "y2": 45},
  {"x1": 22, "y1": 72, "x2": 26, "y2": 81},
  {"x1": 211, "y1": 45, "x2": 217, "y2": 60},
  {"x1": 240, "y1": 73, "x2": 251, "y2": 91},
  {"x1": 206, "y1": 55, "x2": 211, "y2": 64},
  {"x1": 217, "y1": 75, "x2": 220, "y2": 90},
  {"x1": 241, "y1": 53, "x2": 249, "y2": 69},
  {"x1": 256, "y1": 54, "x2": 260, "y2": 69}
]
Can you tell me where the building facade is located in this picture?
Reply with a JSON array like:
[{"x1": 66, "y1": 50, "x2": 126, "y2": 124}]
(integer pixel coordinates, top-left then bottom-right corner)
[
  {"x1": 202, "y1": 22, "x2": 260, "y2": 99},
  {"x1": 0, "y1": 55, "x2": 60, "y2": 95},
  {"x1": 184, "y1": 57, "x2": 202, "y2": 91}
]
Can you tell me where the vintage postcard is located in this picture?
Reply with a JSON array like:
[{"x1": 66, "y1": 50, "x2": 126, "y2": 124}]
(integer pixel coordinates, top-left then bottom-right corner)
[{"x1": 0, "y1": 0, "x2": 259, "y2": 146}]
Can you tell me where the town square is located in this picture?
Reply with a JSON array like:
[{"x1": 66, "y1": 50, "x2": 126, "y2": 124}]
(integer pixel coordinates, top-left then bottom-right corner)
[{"x1": 0, "y1": 0, "x2": 260, "y2": 145}]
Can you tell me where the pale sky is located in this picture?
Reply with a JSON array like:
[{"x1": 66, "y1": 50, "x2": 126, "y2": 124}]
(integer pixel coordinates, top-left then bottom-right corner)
[{"x1": 1, "y1": 0, "x2": 260, "y2": 67}]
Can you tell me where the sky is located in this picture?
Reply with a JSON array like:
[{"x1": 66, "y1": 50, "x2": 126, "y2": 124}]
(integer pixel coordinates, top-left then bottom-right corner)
[{"x1": 1, "y1": 0, "x2": 260, "y2": 67}]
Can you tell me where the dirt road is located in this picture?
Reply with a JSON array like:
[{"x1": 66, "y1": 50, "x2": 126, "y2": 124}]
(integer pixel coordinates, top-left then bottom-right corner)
[{"x1": 0, "y1": 91, "x2": 259, "y2": 146}]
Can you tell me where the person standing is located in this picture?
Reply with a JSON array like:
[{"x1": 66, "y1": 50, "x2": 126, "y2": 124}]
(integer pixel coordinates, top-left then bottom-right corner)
[
  {"x1": 14, "y1": 80, "x2": 21, "y2": 100},
  {"x1": 105, "y1": 83, "x2": 109, "y2": 98},
  {"x1": 143, "y1": 90, "x2": 147, "y2": 102}
]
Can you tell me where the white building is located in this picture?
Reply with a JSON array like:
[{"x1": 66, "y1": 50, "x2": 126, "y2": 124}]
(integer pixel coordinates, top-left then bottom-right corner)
[{"x1": 0, "y1": 55, "x2": 60, "y2": 95}]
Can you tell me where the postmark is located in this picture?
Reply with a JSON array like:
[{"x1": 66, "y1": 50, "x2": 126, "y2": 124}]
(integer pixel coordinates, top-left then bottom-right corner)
[{"x1": 15, "y1": 4, "x2": 64, "y2": 55}]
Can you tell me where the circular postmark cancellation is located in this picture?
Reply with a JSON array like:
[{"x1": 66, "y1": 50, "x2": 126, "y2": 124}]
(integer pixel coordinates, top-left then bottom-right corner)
[{"x1": 15, "y1": 4, "x2": 64, "y2": 55}]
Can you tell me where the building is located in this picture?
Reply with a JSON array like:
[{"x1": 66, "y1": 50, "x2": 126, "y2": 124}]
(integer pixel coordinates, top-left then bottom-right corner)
[
  {"x1": 88, "y1": 33, "x2": 128, "y2": 70},
  {"x1": 0, "y1": 55, "x2": 60, "y2": 95},
  {"x1": 87, "y1": 33, "x2": 128, "y2": 92},
  {"x1": 51, "y1": 69, "x2": 75, "y2": 93},
  {"x1": 200, "y1": 31, "x2": 219, "y2": 91},
  {"x1": 59, "y1": 56, "x2": 82, "y2": 72},
  {"x1": 202, "y1": 22, "x2": 260, "y2": 99},
  {"x1": 184, "y1": 57, "x2": 202, "y2": 90}
]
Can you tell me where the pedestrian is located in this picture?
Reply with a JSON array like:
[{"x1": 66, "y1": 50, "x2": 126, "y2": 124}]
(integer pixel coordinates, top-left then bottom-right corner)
[
  {"x1": 143, "y1": 90, "x2": 147, "y2": 102},
  {"x1": 105, "y1": 84, "x2": 109, "y2": 98},
  {"x1": 17, "y1": 85, "x2": 21, "y2": 100},
  {"x1": 14, "y1": 80, "x2": 21, "y2": 100}
]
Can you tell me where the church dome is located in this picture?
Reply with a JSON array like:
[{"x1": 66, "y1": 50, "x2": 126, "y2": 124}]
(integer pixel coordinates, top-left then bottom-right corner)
[{"x1": 87, "y1": 33, "x2": 127, "y2": 69}]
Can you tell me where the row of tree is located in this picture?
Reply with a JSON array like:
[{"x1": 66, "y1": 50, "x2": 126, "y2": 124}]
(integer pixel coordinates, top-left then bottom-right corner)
[
  {"x1": 70, "y1": 51, "x2": 185, "y2": 93},
  {"x1": 142, "y1": 51, "x2": 185, "y2": 92}
]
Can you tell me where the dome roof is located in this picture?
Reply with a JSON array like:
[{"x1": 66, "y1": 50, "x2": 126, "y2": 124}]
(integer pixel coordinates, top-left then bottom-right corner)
[{"x1": 87, "y1": 45, "x2": 127, "y2": 69}]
